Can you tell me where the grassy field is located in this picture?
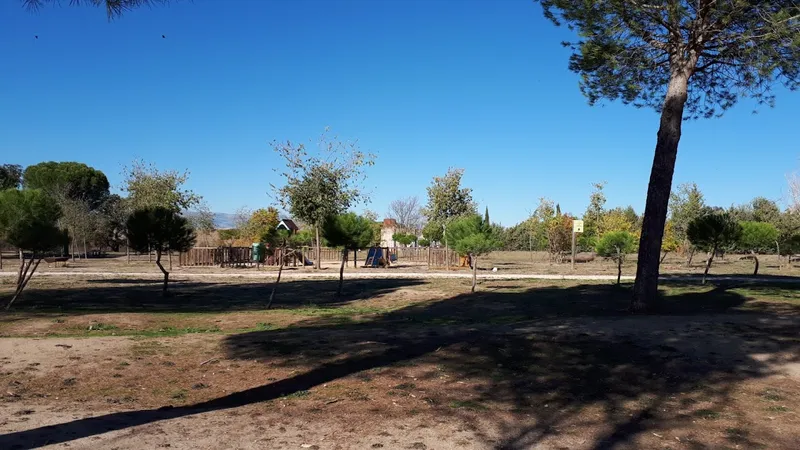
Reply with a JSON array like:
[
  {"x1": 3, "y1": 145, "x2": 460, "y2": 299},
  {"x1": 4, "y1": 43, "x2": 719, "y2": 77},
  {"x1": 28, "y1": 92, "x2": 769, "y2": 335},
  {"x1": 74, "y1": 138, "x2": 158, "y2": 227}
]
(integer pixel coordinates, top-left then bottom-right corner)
[{"x1": 1, "y1": 275, "x2": 799, "y2": 449}]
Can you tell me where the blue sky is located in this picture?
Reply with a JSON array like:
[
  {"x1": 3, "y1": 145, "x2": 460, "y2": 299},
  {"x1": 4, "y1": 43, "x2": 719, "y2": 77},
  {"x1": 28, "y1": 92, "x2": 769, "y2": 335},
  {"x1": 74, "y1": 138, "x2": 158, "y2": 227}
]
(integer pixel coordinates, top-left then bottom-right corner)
[{"x1": 2, "y1": 0, "x2": 798, "y2": 226}]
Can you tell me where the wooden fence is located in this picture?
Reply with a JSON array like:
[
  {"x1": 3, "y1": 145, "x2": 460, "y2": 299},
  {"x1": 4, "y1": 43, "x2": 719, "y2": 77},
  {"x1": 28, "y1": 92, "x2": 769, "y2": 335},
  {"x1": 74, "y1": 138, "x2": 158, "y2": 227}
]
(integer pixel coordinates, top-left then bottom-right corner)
[
  {"x1": 179, "y1": 247, "x2": 254, "y2": 267},
  {"x1": 179, "y1": 245, "x2": 459, "y2": 268},
  {"x1": 390, "y1": 246, "x2": 459, "y2": 267}
]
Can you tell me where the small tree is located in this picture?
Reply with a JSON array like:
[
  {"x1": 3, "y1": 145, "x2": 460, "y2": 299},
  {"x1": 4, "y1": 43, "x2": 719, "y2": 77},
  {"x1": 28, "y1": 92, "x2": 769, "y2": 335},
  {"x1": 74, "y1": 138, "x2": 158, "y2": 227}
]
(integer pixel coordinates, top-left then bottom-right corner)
[
  {"x1": 738, "y1": 221, "x2": 779, "y2": 275},
  {"x1": 447, "y1": 214, "x2": 498, "y2": 293},
  {"x1": 392, "y1": 232, "x2": 415, "y2": 247},
  {"x1": 545, "y1": 215, "x2": 573, "y2": 263},
  {"x1": 265, "y1": 229, "x2": 292, "y2": 309},
  {"x1": 272, "y1": 129, "x2": 375, "y2": 270},
  {"x1": 670, "y1": 183, "x2": 706, "y2": 267},
  {"x1": 126, "y1": 207, "x2": 196, "y2": 295},
  {"x1": 0, "y1": 189, "x2": 65, "y2": 309},
  {"x1": 322, "y1": 213, "x2": 375, "y2": 296},
  {"x1": 388, "y1": 196, "x2": 424, "y2": 234},
  {"x1": 660, "y1": 220, "x2": 680, "y2": 264},
  {"x1": 423, "y1": 168, "x2": 476, "y2": 223},
  {"x1": 596, "y1": 231, "x2": 636, "y2": 285},
  {"x1": 687, "y1": 213, "x2": 742, "y2": 284},
  {"x1": 581, "y1": 181, "x2": 607, "y2": 250}
]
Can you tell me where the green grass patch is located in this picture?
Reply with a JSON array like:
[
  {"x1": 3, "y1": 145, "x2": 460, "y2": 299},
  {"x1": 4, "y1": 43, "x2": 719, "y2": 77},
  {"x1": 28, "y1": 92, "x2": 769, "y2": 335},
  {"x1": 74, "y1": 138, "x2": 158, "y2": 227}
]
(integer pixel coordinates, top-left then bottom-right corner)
[
  {"x1": 760, "y1": 388, "x2": 785, "y2": 402},
  {"x1": 693, "y1": 409, "x2": 722, "y2": 419},
  {"x1": 88, "y1": 323, "x2": 118, "y2": 331},
  {"x1": 449, "y1": 400, "x2": 488, "y2": 411},
  {"x1": 255, "y1": 322, "x2": 277, "y2": 331},
  {"x1": 282, "y1": 390, "x2": 310, "y2": 399},
  {"x1": 766, "y1": 405, "x2": 790, "y2": 412},
  {"x1": 284, "y1": 304, "x2": 388, "y2": 317}
]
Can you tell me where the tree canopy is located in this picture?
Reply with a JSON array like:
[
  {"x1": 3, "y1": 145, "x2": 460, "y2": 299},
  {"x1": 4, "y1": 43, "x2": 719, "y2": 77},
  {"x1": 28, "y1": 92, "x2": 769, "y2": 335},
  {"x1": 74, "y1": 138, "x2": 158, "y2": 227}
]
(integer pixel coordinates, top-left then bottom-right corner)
[
  {"x1": 126, "y1": 207, "x2": 196, "y2": 294},
  {"x1": 126, "y1": 207, "x2": 196, "y2": 255},
  {"x1": 596, "y1": 230, "x2": 636, "y2": 284},
  {"x1": 23, "y1": 161, "x2": 110, "y2": 209},
  {"x1": 447, "y1": 214, "x2": 498, "y2": 257},
  {"x1": 423, "y1": 168, "x2": 476, "y2": 224},
  {"x1": 687, "y1": 213, "x2": 742, "y2": 252},
  {"x1": 0, "y1": 189, "x2": 66, "y2": 309},
  {"x1": 538, "y1": 0, "x2": 800, "y2": 119},
  {"x1": 0, "y1": 189, "x2": 64, "y2": 253},
  {"x1": 322, "y1": 213, "x2": 375, "y2": 251},
  {"x1": 739, "y1": 221, "x2": 779, "y2": 254},
  {"x1": 322, "y1": 213, "x2": 376, "y2": 296},
  {"x1": 0, "y1": 164, "x2": 23, "y2": 190},
  {"x1": 122, "y1": 160, "x2": 200, "y2": 213},
  {"x1": 738, "y1": 220, "x2": 779, "y2": 275},
  {"x1": 22, "y1": 0, "x2": 168, "y2": 20}
]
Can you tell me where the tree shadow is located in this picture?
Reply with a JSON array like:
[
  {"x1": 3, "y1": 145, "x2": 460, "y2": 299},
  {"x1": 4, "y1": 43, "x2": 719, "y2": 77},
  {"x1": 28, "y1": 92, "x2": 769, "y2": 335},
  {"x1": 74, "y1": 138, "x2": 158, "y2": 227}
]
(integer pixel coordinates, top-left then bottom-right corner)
[
  {"x1": 1, "y1": 281, "x2": 799, "y2": 449},
  {"x1": 2, "y1": 278, "x2": 425, "y2": 314}
]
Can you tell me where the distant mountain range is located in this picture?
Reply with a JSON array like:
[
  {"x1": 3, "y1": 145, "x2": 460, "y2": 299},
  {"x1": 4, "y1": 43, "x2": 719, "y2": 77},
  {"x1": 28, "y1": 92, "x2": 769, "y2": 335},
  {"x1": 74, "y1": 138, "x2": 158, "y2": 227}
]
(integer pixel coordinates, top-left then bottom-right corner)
[{"x1": 212, "y1": 213, "x2": 237, "y2": 229}]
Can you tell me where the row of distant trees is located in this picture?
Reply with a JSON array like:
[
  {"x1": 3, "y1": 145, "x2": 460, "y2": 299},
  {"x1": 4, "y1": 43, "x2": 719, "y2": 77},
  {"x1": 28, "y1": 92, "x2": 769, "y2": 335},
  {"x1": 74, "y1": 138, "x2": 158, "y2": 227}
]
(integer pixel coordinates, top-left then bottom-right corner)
[{"x1": 0, "y1": 160, "x2": 205, "y2": 306}]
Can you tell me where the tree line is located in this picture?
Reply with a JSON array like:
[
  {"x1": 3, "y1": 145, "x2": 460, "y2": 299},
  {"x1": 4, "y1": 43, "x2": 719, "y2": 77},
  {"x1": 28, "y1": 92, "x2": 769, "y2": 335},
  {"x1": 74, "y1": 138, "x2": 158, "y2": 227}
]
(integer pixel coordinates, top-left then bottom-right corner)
[{"x1": 0, "y1": 160, "x2": 203, "y2": 305}]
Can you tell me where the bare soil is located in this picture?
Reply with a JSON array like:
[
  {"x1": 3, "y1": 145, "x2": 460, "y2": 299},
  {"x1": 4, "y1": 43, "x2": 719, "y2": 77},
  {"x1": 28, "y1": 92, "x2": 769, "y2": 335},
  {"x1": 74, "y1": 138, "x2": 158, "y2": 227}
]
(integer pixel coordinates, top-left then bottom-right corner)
[{"x1": 1, "y1": 277, "x2": 799, "y2": 449}]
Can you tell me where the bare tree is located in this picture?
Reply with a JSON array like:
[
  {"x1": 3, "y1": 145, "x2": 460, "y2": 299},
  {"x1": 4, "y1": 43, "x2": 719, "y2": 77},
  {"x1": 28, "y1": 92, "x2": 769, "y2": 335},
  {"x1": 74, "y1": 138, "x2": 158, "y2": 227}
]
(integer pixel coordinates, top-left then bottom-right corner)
[
  {"x1": 387, "y1": 196, "x2": 424, "y2": 234},
  {"x1": 789, "y1": 172, "x2": 800, "y2": 213}
]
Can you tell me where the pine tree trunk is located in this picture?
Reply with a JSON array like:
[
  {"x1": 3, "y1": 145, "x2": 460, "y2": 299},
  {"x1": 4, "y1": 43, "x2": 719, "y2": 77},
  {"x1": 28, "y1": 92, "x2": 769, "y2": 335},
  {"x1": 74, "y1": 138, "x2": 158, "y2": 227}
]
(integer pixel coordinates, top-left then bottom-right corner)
[
  {"x1": 83, "y1": 236, "x2": 87, "y2": 259},
  {"x1": 685, "y1": 245, "x2": 695, "y2": 268},
  {"x1": 471, "y1": 254, "x2": 478, "y2": 293},
  {"x1": 337, "y1": 248, "x2": 347, "y2": 297},
  {"x1": 155, "y1": 250, "x2": 169, "y2": 295},
  {"x1": 751, "y1": 251, "x2": 759, "y2": 276},
  {"x1": 702, "y1": 245, "x2": 716, "y2": 285},
  {"x1": 315, "y1": 226, "x2": 321, "y2": 270},
  {"x1": 776, "y1": 240, "x2": 781, "y2": 271},
  {"x1": 617, "y1": 250, "x2": 622, "y2": 286},
  {"x1": 632, "y1": 72, "x2": 690, "y2": 311}
]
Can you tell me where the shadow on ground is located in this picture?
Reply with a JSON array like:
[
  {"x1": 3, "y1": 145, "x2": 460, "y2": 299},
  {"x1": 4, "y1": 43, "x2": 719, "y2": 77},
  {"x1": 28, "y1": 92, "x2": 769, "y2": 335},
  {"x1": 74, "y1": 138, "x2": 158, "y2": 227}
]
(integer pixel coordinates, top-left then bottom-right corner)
[
  {"x1": 1, "y1": 278, "x2": 426, "y2": 314},
  {"x1": 1, "y1": 280, "x2": 799, "y2": 449}
]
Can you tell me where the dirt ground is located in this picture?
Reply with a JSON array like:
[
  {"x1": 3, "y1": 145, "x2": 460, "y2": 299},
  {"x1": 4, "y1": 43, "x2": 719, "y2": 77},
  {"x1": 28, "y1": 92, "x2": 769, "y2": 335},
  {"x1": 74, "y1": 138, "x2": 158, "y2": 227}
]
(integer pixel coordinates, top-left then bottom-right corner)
[{"x1": 1, "y1": 277, "x2": 799, "y2": 449}]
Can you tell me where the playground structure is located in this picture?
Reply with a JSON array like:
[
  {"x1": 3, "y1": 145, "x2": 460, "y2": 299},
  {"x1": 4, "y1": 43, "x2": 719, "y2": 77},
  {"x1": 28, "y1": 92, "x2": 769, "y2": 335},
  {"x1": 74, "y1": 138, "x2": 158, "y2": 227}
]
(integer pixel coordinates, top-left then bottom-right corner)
[
  {"x1": 363, "y1": 247, "x2": 394, "y2": 268},
  {"x1": 179, "y1": 245, "x2": 460, "y2": 269}
]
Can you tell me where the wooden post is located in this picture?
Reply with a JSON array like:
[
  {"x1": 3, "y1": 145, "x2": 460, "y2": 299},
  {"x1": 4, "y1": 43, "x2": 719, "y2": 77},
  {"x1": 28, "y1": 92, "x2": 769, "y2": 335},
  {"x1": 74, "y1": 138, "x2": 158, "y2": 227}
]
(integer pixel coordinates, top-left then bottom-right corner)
[{"x1": 571, "y1": 231, "x2": 577, "y2": 271}]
